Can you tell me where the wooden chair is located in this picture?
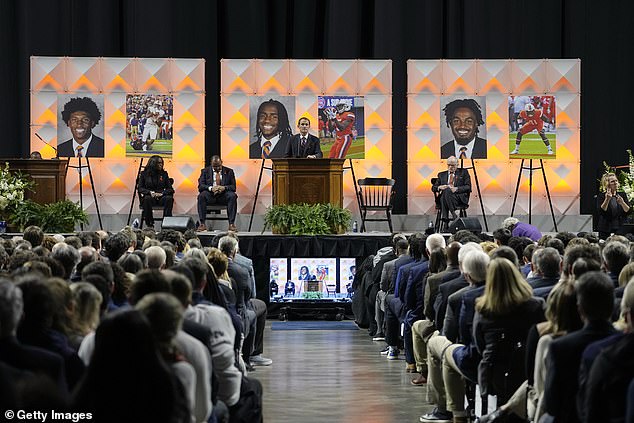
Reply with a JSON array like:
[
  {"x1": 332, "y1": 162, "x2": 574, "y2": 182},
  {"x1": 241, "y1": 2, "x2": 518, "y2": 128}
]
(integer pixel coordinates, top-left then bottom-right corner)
[
  {"x1": 431, "y1": 177, "x2": 468, "y2": 233},
  {"x1": 203, "y1": 204, "x2": 229, "y2": 228},
  {"x1": 357, "y1": 177, "x2": 396, "y2": 232}
]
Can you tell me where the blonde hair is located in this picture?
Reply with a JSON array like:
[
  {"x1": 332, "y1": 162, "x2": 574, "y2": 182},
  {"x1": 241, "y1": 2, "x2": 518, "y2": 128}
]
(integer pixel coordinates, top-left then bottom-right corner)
[
  {"x1": 70, "y1": 282, "x2": 103, "y2": 335},
  {"x1": 207, "y1": 247, "x2": 229, "y2": 278},
  {"x1": 480, "y1": 241, "x2": 497, "y2": 255},
  {"x1": 476, "y1": 258, "x2": 533, "y2": 315},
  {"x1": 619, "y1": 263, "x2": 634, "y2": 288},
  {"x1": 601, "y1": 172, "x2": 618, "y2": 191},
  {"x1": 543, "y1": 279, "x2": 581, "y2": 336}
]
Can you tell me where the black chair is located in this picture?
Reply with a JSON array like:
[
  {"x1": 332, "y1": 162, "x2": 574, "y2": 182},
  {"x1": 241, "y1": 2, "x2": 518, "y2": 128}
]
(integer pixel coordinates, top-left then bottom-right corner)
[
  {"x1": 357, "y1": 177, "x2": 396, "y2": 232},
  {"x1": 431, "y1": 177, "x2": 468, "y2": 233},
  {"x1": 138, "y1": 177, "x2": 174, "y2": 229}
]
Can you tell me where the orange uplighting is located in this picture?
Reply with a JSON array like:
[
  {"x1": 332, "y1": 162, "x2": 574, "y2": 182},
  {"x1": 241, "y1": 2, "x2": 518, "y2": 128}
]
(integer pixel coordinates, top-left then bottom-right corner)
[
  {"x1": 142, "y1": 75, "x2": 167, "y2": 92},
  {"x1": 107, "y1": 109, "x2": 126, "y2": 126},
  {"x1": 365, "y1": 145, "x2": 386, "y2": 160},
  {"x1": 487, "y1": 111, "x2": 506, "y2": 128},
  {"x1": 556, "y1": 111, "x2": 574, "y2": 127},
  {"x1": 487, "y1": 146, "x2": 506, "y2": 161},
  {"x1": 446, "y1": 77, "x2": 473, "y2": 93},
  {"x1": 226, "y1": 77, "x2": 251, "y2": 93},
  {"x1": 70, "y1": 75, "x2": 98, "y2": 91},
  {"x1": 413, "y1": 112, "x2": 436, "y2": 127},
  {"x1": 38, "y1": 109, "x2": 57, "y2": 125},
  {"x1": 366, "y1": 111, "x2": 386, "y2": 127},
  {"x1": 516, "y1": 77, "x2": 539, "y2": 92},
  {"x1": 105, "y1": 75, "x2": 132, "y2": 91},
  {"x1": 295, "y1": 77, "x2": 319, "y2": 93},
  {"x1": 411, "y1": 145, "x2": 436, "y2": 161},
  {"x1": 550, "y1": 77, "x2": 575, "y2": 92},
  {"x1": 176, "y1": 76, "x2": 201, "y2": 91},
  {"x1": 109, "y1": 144, "x2": 126, "y2": 158},
  {"x1": 225, "y1": 145, "x2": 247, "y2": 160},
  {"x1": 414, "y1": 78, "x2": 439, "y2": 93},
  {"x1": 175, "y1": 144, "x2": 199, "y2": 161},
  {"x1": 362, "y1": 77, "x2": 387, "y2": 93},
  {"x1": 259, "y1": 78, "x2": 286, "y2": 93},
  {"x1": 329, "y1": 77, "x2": 353, "y2": 93},
  {"x1": 480, "y1": 77, "x2": 506, "y2": 93},
  {"x1": 225, "y1": 111, "x2": 248, "y2": 127},
  {"x1": 34, "y1": 75, "x2": 63, "y2": 91},
  {"x1": 175, "y1": 110, "x2": 202, "y2": 127}
]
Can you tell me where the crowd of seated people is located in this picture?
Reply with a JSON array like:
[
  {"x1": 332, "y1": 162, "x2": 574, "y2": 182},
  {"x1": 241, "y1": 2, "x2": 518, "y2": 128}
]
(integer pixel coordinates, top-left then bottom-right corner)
[
  {"x1": 0, "y1": 225, "x2": 269, "y2": 423},
  {"x1": 351, "y1": 225, "x2": 634, "y2": 423}
]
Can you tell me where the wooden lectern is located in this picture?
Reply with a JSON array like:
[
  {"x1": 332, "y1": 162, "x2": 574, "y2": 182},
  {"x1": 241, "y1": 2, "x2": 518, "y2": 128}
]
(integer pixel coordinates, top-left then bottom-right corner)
[
  {"x1": 272, "y1": 159, "x2": 345, "y2": 206},
  {"x1": 6, "y1": 159, "x2": 66, "y2": 205}
]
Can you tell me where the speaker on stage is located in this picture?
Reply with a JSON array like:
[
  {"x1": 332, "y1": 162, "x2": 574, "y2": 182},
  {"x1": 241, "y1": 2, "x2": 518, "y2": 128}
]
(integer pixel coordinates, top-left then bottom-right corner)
[
  {"x1": 161, "y1": 216, "x2": 195, "y2": 232},
  {"x1": 448, "y1": 217, "x2": 482, "y2": 234}
]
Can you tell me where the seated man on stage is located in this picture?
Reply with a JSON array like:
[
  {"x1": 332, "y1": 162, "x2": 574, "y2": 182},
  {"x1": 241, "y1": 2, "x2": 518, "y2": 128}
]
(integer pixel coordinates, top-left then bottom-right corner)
[
  {"x1": 285, "y1": 117, "x2": 323, "y2": 158},
  {"x1": 138, "y1": 155, "x2": 174, "y2": 228},
  {"x1": 197, "y1": 155, "x2": 238, "y2": 232},
  {"x1": 432, "y1": 156, "x2": 471, "y2": 231}
]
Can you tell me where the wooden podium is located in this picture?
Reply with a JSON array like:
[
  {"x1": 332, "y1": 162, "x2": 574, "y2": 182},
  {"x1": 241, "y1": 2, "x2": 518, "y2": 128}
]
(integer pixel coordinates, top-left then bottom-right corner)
[
  {"x1": 6, "y1": 159, "x2": 66, "y2": 205},
  {"x1": 272, "y1": 159, "x2": 345, "y2": 206}
]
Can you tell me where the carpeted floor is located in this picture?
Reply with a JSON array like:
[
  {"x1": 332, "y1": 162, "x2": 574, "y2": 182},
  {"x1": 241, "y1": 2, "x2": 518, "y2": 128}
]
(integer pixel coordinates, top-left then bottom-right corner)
[{"x1": 270, "y1": 320, "x2": 359, "y2": 330}]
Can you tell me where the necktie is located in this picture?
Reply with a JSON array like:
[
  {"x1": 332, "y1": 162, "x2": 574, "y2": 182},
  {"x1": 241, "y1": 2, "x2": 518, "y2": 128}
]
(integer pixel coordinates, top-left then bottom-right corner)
[
  {"x1": 262, "y1": 141, "x2": 271, "y2": 159},
  {"x1": 215, "y1": 171, "x2": 221, "y2": 186},
  {"x1": 459, "y1": 146, "x2": 467, "y2": 159},
  {"x1": 449, "y1": 172, "x2": 455, "y2": 186},
  {"x1": 301, "y1": 137, "x2": 307, "y2": 148},
  {"x1": 76, "y1": 145, "x2": 84, "y2": 158}
]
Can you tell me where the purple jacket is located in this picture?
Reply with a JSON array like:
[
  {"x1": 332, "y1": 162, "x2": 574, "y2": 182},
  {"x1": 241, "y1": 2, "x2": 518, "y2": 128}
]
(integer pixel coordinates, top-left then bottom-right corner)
[{"x1": 512, "y1": 222, "x2": 542, "y2": 241}]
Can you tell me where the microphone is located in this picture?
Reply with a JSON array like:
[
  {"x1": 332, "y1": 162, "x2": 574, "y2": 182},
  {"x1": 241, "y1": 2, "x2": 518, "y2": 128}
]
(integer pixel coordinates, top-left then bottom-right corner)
[{"x1": 35, "y1": 133, "x2": 59, "y2": 158}]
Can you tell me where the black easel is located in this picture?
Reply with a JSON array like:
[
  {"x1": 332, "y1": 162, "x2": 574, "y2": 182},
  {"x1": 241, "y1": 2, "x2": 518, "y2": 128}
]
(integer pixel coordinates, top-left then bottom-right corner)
[
  {"x1": 248, "y1": 159, "x2": 273, "y2": 232},
  {"x1": 460, "y1": 158, "x2": 489, "y2": 232},
  {"x1": 66, "y1": 156, "x2": 103, "y2": 231},
  {"x1": 511, "y1": 159, "x2": 558, "y2": 232},
  {"x1": 343, "y1": 158, "x2": 362, "y2": 217},
  {"x1": 126, "y1": 158, "x2": 145, "y2": 226}
]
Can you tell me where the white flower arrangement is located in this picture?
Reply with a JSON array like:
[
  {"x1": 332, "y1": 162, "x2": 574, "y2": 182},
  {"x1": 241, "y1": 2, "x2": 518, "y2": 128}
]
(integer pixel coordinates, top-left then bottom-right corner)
[{"x1": 0, "y1": 163, "x2": 33, "y2": 217}]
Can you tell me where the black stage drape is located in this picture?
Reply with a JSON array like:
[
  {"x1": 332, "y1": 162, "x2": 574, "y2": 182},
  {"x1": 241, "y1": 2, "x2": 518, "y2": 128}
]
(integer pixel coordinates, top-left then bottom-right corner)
[{"x1": 2, "y1": 0, "x2": 633, "y2": 214}]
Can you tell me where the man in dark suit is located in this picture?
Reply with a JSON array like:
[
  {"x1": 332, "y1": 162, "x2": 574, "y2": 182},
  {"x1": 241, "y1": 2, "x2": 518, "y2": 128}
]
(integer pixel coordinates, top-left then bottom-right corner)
[
  {"x1": 285, "y1": 117, "x2": 323, "y2": 158},
  {"x1": 197, "y1": 155, "x2": 238, "y2": 231},
  {"x1": 440, "y1": 98, "x2": 487, "y2": 159},
  {"x1": 58, "y1": 96, "x2": 105, "y2": 158},
  {"x1": 543, "y1": 271, "x2": 617, "y2": 423},
  {"x1": 432, "y1": 156, "x2": 471, "y2": 231},
  {"x1": 249, "y1": 99, "x2": 293, "y2": 159}
]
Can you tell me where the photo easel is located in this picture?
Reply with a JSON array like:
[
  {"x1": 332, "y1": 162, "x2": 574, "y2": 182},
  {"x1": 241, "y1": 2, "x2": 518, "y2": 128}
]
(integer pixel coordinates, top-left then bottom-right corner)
[
  {"x1": 343, "y1": 158, "x2": 362, "y2": 217},
  {"x1": 460, "y1": 158, "x2": 489, "y2": 232},
  {"x1": 126, "y1": 158, "x2": 145, "y2": 226},
  {"x1": 510, "y1": 159, "x2": 558, "y2": 232},
  {"x1": 66, "y1": 156, "x2": 103, "y2": 231},
  {"x1": 248, "y1": 159, "x2": 273, "y2": 232}
]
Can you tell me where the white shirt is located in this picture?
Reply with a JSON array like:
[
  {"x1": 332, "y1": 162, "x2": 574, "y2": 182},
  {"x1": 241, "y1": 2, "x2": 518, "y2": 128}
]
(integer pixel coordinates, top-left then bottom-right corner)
[
  {"x1": 453, "y1": 137, "x2": 475, "y2": 159},
  {"x1": 73, "y1": 134, "x2": 93, "y2": 157},
  {"x1": 260, "y1": 133, "x2": 281, "y2": 155}
]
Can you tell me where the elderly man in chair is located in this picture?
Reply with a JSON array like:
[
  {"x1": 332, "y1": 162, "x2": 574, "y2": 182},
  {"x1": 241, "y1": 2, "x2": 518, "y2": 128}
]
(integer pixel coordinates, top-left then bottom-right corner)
[{"x1": 432, "y1": 156, "x2": 471, "y2": 232}]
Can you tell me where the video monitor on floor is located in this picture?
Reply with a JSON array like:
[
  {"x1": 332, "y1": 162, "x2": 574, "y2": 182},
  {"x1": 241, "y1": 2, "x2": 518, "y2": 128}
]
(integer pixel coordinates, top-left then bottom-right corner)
[
  {"x1": 269, "y1": 258, "x2": 288, "y2": 299},
  {"x1": 339, "y1": 258, "x2": 356, "y2": 298}
]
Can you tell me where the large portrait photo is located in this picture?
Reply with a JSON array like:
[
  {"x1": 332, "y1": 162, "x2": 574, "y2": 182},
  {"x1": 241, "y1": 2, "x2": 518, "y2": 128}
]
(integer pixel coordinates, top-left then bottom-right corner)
[
  {"x1": 57, "y1": 95, "x2": 105, "y2": 158},
  {"x1": 126, "y1": 94, "x2": 174, "y2": 158},
  {"x1": 249, "y1": 96, "x2": 295, "y2": 159},
  {"x1": 508, "y1": 95, "x2": 557, "y2": 159},
  {"x1": 439, "y1": 96, "x2": 487, "y2": 159},
  {"x1": 318, "y1": 96, "x2": 365, "y2": 159}
]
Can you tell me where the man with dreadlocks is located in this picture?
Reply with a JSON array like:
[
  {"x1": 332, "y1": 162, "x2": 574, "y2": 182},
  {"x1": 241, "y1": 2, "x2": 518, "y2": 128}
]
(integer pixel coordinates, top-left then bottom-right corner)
[
  {"x1": 441, "y1": 98, "x2": 487, "y2": 159},
  {"x1": 249, "y1": 99, "x2": 293, "y2": 159}
]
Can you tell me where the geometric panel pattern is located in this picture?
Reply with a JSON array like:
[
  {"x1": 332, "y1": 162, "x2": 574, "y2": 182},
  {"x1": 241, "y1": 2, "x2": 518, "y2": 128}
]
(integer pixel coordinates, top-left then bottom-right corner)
[
  {"x1": 221, "y1": 59, "x2": 392, "y2": 214},
  {"x1": 30, "y1": 57, "x2": 205, "y2": 216},
  {"x1": 408, "y1": 59, "x2": 580, "y2": 217}
]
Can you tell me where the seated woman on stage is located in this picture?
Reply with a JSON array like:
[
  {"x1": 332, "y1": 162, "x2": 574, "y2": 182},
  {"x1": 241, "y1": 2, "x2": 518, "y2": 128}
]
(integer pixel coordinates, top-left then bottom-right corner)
[
  {"x1": 596, "y1": 172, "x2": 630, "y2": 239},
  {"x1": 138, "y1": 155, "x2": 174, "y2": 228}
]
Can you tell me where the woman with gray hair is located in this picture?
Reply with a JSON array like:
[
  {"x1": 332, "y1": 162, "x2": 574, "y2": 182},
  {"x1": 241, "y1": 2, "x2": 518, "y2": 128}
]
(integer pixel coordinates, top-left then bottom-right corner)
[{"x1": 502, "y1": 216, "x2": 542, "y2": 241}]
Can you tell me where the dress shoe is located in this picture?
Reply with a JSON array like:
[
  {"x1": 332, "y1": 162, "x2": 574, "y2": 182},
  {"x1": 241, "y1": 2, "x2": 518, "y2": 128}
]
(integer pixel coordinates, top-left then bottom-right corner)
[
  {"x1": 228, "y1": 223, "x2": 237, "y2": 232},
  {"x1": 197, "y1": 224, "x2": 207, "y2": 232},
  {"x1": 411, "y1": 374, "x2": 427, "y2": 386}
]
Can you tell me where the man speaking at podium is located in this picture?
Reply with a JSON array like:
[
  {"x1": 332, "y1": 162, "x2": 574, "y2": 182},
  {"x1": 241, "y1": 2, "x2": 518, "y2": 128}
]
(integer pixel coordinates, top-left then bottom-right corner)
[{"x1": 285, "y1": 117, "x2": 323, "y2": 159}]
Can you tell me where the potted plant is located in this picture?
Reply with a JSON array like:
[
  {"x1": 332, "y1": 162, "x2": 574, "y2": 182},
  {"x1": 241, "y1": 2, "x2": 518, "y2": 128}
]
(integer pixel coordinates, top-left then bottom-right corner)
[
  {"x1": 0, "y1": 163, "x2": 34, "y2": 227},
  {"x1": 10, "y1": 199, "x2": 88, "y2": 232},
  {"x1": 321, "y1": 203, "x2": 352, "y2": 234},
  {"x1": 263, "y1": 204, "x2": 293, "y2": 234}
]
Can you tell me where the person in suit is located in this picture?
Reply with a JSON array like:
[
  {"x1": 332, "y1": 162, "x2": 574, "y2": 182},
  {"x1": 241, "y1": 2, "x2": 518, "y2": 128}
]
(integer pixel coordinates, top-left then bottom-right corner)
[
  {"x1": 137, "y1": 155, "x2": 174, "y2": 228},
  {"x1": 285, "y1": 117, "x2": 323, "y2": 158},
  {"x1": 58, "y1": 97, "x2": 105, "y2": 158},
  {"x1": 249, "y1": 99, "x2": 293, "y2": 159},
  {"x1": 432, "y1": 156, "x2": 471, "y2": 231},
  {"x1": 596, "y1": 172, "x2": 631, "y2": 239},
  {"x1": 196, "y1": 155, "x2": 238, "y2": 232},
  {"x1": 542, "y1": 271, "x2": 617, "y2": 423},
  {"x1": 440, "y1": 98, "x2": 487, "y2": 159}
]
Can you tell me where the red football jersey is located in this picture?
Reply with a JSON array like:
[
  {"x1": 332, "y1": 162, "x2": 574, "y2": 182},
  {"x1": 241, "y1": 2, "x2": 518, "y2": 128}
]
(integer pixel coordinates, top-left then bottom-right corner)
[
  {"x1": 519, "y1": 109, "x2": 543, "y2": 126},
  {"x1": 335, "y1": 111, "x2": 355, "y2": 137}
]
